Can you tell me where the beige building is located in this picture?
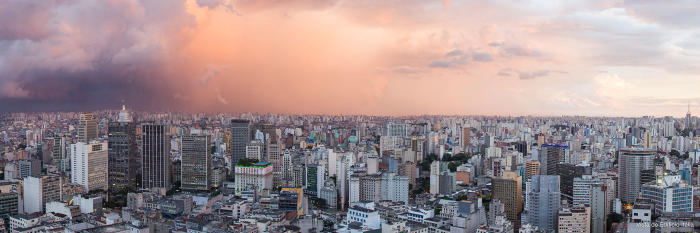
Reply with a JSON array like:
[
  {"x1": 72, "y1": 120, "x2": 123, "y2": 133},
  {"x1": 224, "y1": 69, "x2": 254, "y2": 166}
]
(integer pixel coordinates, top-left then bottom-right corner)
[
  {"x1": 558, "y1": 206, "x2": 590, "y2": 233},
  {"x1": 492, "y1": 171, "x2": 522, "y2": 226}
]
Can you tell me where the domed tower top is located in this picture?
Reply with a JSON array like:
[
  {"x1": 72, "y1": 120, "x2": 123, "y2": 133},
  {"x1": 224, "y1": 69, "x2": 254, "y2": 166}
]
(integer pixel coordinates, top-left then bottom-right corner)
[{"x1": 117, "y1": 105, "x2": 132, "y2": 123}]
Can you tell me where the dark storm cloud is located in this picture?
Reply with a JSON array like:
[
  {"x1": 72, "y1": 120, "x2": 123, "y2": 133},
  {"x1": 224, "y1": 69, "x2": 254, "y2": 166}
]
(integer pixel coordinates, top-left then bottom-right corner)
[{"x1": 0, "y1": 0, "x2": 196, "y2": 112}]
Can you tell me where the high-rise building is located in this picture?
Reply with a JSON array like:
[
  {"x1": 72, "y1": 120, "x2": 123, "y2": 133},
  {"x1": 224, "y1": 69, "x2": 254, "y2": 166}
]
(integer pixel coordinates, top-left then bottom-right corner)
[
  {"x1": 429, "y1": 161, "x2": 441, "y2": 195},
  {"x1": 539, "y1": 144, "x2": 566, "y2": 175},
  {"x1": 108, "y1": 106, "x2": 139, "y2": 191},
  {"x1": 386, "y1": 122, "x2": 408, "y2": 137},
  {"x1": 52, "y1": 135, "x2": 66, "y2": 169},
  {"x1": 231, "y1": 120, "x2": 250, "y2": 173},
  {"x1": 306, "y1": 164, "x2": 325, "y2": 197},
  {"x1": 641, "y1": 175, "x2": 693, "y2": 213},
  {"x1": 525, "y1": 160, "x2": 540, "y2": 182},
  {"x1": 492, "y1": 171, "x2": 523, "y2": 226},
  {"x1": 618, "y1": 149, "x2": 655, "y2": 204},
  {"x1": 556, "y1": 163, "x2": 590, "y2": 201},
  {"x1": 348, "y1": 172, "x2": 408, "y2": 206},
  {"x1": 525, "y1": 175, "x2": 561, "y2": 232},
  {"x1": 141, "y1": 124, "x2": 171, "y2": 189},
  {"x1": 590, "y1": 184, "x2": 607, "y2": 233},
  {"x1": 558, "y1": 206, "x2": 590, "y2": 233},
  {"x1": 17, "y1": 159, "x2": 41, "y2": 179},
  {"x1": 23, "y1": 175, "x2": 61, "y2": 214},
  {"x1": 78, "y1": 113, "x2": 98, "y2": 143},
  {"x1": 245, "y1": 140, "x2": 264, "y2": 161},
  {"x1": 462, "y1": 127, "x2": 471, "y2": 151},
  {"x1": 181, "y1": 134, "x2": 212, "y2": 191},
  {"x1": 71, "y1": 141, "x2": 108, "y2": 191}
]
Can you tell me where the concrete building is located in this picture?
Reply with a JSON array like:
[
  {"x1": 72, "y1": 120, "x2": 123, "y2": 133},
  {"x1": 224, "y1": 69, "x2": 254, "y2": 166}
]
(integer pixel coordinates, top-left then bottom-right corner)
[
  {"x1": 23, "y1": 175, "x2": 61, "y2": 214},
  {"x1": 525, "y1": 160, "x2": 540, "y2": 182},
  {"x1": 558, "y1": 206, "x2": 590, "y2": 233},
  {"x1": 78, "y1": 113, "x2": 98, "y2": 143},
  {"x1": 492, "y1": 171, "x2": 523, "y2": 226},
  {"x1": 641, "y1": 175, "x2": 693, "y2": 213},
  {"x1": 346, "y1": 202, "x2": 381, "y2": 229},
  {"x1": 618, "y1": 149, "x2": 655, "y2": 204},
  {"x1": 71, "y1": 141, "x2": 108, "y2": 191},
  {"x1": 234, "y1": 162, "x2": 273, "y2": 194},
  {"x1": 525, "y1": 175, "x2": 561, "y2": 232},
  {"x1": 181, "y1": 134, "x2": 212, "y2": 191},
  {"x1": 245, "y1": 140, "x2": 264, "y2": 161}
]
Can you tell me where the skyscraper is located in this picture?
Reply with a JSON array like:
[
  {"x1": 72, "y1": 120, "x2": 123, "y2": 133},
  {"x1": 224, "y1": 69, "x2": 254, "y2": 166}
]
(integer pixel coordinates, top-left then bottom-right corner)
[
  {"x1": 525, "y1": 175, "x2": 561, "y2": 232},
  {"x1": 492, "y1": 171, "x2": 523, "y2": 226},
  {"x1": 141, "y1": 124, "x2": 171, "y2": 189},
  {"x1": 539, "y1": 144, "x2": 566, "y2": 175},
  {"x1": 108, "y1": 106, "x2": 139, "y2": 191},
  {"x1": 181, "y1": 134, "x2": 212, "y2": 191},
  {"x1": 525, "y1": 160, "x2": 540, "y2": 182},
  {"x1": 71, "y1": 141, "x2": 108, "y2": 191},
  {"x1": 78, "y1": 113, "x2": 98, "y2": 143},
  {"x1": 618, "y1": 148, "x2": 655, "y2": 204},
  {"x1": 230, "y1": 119, "x2": 250, "y2": 173}
]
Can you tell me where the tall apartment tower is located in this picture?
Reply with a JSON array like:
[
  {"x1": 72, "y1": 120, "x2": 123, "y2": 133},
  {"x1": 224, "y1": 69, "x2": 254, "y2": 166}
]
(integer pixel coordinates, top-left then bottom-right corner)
[
  {"x1": 141, "y1": 124, "x2": 171, "y2": 189},
  {"x1": 230, "y1": 120, "x2": 250, "y2": 173},
  {"x1": 71, "y1": 141, "x2": 108, "y2": 191},
  {"x1": 492, "y1": 171, "x2": 523, "y2": 226},
  {"x1": 181, "y1": 134, "x2": 212, "y2": 191},
  {"x1": 78, "y1": 113, "x2": 98, "y2": 143},
  {"x1": 525, "y1": 175, "x2": 561, "y2": 233},
  {"x1": 108, "y1": 106, "x2": 139, "y2": 191},
  {"x1": 52, "y1": 135, "x2": 66, "y2": 167},
  {"x1": 618, "y1": 149, "x2": 655, "y2": 204},
  {"x1": 462, "y1": 127, "x2": 471, "y2": 151}
]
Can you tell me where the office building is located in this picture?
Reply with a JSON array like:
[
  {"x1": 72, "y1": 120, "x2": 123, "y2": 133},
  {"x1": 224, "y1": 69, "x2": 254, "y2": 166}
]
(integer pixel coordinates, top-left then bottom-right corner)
[
  {"x1": 558, "y1": 206, "x2": 590, "y2": 233},
  {"x1": 231, "y1": 120, "x2": 250, "y2": 173},
  {"x1": 234, "y1": 161, "x2": 273, "y2": 194},
  {"x1": 492, "y1": 171, "x2": 523, "y2": 226},
  {"x1": 71, "y1": 141, "x2": 108, "y2": 191},
  {"x1": 525, "y1": 175, "x2": 561, "y2": 232},
  {"x1": 78, "y1": 113, "x2": 98, "y2": 143},
  {"x1": 108, "y1": 106, "x2": 139, "y2": 191},
  {"x1": 23, "y1": 175, "x2": 61, "y2": 214},
  {"x1": 181, "y1": 134, "x2": 212, "y2": 191},
  {"x1": 18, "y1": 159, "x2": 41, "y2": 179},
  {"x1": 305, "y1": 164, "x2": 325, "y2": 197},
  {"x1": 539, "y1": 144, "x2": 566, "y2": 175},
  {"x1": 641, "y1": 175, "x2": 693, "y2": 213},
  {"x1": 525, "y1": 160, "x2": 540, "y2": 182},
  {"x1": 141, "y1": 124, "x2": 171, "y2": 189},
  {"x1": 245, "y1": 140, "x2": 264, "y2": 161},
  {"x1": 618, "y1": 149, "x2": 655, "y2": 204},
  {"x1": 590, "y1": 184, "x2": 607, "y2": 233}
]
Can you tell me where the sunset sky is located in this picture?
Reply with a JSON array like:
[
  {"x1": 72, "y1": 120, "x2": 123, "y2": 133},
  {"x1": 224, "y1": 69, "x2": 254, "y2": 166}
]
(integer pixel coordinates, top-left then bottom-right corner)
[{"x1": 2, "y1": 0, "x2": 700, "y2": 116}]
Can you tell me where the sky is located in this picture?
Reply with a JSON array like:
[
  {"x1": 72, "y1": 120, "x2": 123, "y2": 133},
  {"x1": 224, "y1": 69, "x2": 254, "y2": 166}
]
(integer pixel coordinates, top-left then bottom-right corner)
[{"x1": 1, "y1": 0, "x2": 700, "y2": 116}]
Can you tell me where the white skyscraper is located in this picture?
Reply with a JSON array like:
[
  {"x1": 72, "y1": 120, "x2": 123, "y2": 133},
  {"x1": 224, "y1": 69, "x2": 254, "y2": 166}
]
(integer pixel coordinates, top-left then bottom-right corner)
[{"x1": 71, "y1": 141, "x2": 108, "y2": 191}]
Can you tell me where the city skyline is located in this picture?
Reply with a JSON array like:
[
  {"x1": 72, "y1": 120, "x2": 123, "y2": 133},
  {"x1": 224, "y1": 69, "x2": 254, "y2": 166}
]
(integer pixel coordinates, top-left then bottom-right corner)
[{"x1": 2, "y1": 1, "x2": 700, "y2": 116}]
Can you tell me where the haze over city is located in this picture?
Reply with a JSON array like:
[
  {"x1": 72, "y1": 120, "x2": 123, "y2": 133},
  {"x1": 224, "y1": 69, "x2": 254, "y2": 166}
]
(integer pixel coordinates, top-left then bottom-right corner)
[{"x1": 2, "y1": 0, "x2": 700, "y2": 116}]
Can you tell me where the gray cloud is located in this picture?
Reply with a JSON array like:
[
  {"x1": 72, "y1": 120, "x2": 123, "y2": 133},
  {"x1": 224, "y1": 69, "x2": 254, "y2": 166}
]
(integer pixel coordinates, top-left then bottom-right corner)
[{"x1": 498, "y1": 68, "x2": 566, "y2": 80}]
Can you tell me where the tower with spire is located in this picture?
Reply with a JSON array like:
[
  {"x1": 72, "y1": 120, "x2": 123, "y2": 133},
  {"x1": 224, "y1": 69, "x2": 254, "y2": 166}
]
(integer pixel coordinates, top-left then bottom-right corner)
[{"x1": 686, "y1": 102, "x2": 692, "y2": 130}]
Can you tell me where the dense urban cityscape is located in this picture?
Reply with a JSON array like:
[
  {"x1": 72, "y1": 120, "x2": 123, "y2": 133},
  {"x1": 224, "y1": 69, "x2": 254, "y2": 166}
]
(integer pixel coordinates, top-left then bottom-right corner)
[
  {"x1": 3, "y1": 0, "x2": 700, "y2": 232},
  {"x1": 0, "y1": 107, "x2": 697, "y2": 232}
]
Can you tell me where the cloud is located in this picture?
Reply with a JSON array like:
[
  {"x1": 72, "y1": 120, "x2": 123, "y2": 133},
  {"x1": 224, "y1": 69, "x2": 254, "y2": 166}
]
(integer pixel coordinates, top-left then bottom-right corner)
[{"x1": 498, "y1": 68, "x2": 565, "y2": 80}]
